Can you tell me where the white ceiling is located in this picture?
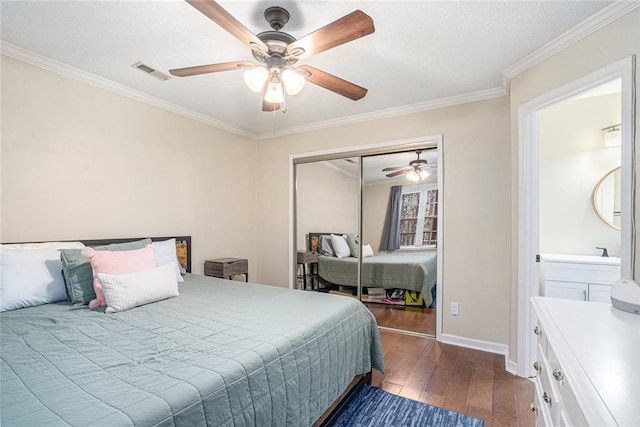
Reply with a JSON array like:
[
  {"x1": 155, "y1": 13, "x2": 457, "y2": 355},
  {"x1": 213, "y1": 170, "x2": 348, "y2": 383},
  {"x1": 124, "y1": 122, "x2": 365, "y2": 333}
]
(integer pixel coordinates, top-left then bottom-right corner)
[{"x1": 0, "y1": 0, "x2": 615, "y2": 138}]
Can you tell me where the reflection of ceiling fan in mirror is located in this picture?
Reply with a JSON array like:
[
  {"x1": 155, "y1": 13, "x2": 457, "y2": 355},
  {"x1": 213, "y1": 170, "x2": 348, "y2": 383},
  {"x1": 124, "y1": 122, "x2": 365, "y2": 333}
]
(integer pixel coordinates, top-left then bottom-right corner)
[
  {"x1": 169, "y1": 0, "x2": 375, "y2": 112},
  {"x1": 382, "y1": 151, "x2": 436, "y2": 181}
]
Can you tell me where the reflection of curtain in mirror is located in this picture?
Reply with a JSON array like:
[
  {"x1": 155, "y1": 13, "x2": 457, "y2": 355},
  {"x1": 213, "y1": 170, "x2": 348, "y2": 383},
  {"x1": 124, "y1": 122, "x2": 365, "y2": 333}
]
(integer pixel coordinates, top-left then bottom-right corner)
[{"x1": 379, "y1": 185, "x2": 402, "y2": 251}]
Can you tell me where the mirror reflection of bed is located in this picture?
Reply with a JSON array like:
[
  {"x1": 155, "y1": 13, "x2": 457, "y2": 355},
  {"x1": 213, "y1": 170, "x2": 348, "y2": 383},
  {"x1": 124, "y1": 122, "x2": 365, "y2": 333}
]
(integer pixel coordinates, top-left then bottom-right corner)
[{"x1": 295, "y1": 149, "x2": 439, "y2": 337}]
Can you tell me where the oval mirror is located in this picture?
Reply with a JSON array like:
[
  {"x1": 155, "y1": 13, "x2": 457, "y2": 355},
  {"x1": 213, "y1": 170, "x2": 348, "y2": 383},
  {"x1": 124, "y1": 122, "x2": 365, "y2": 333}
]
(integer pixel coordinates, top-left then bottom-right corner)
[{"x1": 592, "y1": 166, "x2": 621, "y2": 230}]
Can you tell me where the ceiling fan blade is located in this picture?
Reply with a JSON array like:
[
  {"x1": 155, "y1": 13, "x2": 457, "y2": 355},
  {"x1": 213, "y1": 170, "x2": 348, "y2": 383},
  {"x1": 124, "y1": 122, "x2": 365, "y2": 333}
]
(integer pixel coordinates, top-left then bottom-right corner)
[
  {"x1": 287, "y1": 10, "x2": 374, "y2": 60},
  {"x1": 298, "y1": 65, "x2": 367, "y2": 100},
  {"x1": 185, "y1": 0, "x2": 269, "y2": 54},
  {"x1": 386, "y1": 168, "x2": 410, "y2": 178},
  {"x1": 382, "y1": 166, "x2": 404, "y2": 172},
  {"x1": 169, "y1": 61, "x2": 254, "y2": 77}
]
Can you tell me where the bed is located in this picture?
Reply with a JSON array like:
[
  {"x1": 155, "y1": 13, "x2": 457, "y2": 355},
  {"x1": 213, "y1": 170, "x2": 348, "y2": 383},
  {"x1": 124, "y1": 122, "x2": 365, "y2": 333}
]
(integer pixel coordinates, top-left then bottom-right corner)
[
  {"x1": 309, "y1": 233, "x2": 437, "y2": 307},
  {"x1": 0, "y1": 237, "x2": 384, "y2": 426}
]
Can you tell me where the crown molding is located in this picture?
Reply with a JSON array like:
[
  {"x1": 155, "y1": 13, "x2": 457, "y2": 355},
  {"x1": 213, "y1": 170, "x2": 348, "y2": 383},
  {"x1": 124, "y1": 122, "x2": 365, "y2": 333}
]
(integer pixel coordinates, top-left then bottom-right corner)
[
  {"x1": 502, "y1": 1, "x2": 640, "y2": 84},
  {"x1": 257, "y1": 86, "x2": 507, "y2": 140},
  {"x1": 0, "y1": 42, "x2": 259, "y2": 139}
]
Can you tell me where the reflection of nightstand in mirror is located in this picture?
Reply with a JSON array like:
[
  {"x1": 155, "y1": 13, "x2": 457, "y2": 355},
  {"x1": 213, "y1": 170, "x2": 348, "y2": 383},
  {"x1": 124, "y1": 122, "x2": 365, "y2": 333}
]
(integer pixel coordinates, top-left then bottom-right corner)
[
  {"x1": 296, "y1": 251, "x2": 318, "y2": 290},
  {"x1": 204, "y1": 258, "x2": 248, "y2": 282}
]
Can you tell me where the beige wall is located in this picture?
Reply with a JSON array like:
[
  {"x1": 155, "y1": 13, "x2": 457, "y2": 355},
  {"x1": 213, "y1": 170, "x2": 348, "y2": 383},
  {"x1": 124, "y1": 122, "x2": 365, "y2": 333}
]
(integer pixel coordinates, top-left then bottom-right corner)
[
  {"x1": 509, "y1": 9, "x2": 640, "y2": 360},
  {"x1": 539, "y1": 93, "x2": 621, "y2": 256},
  {"x1": 296, "y1": 162, "x2": 359, "y2": 250},
  {"x1": 257, "y1": 96, "x2": 512, "y2": 345},
  {"x1": 363, "y1": 181, "x2": 395, "y2": 253},
  {"x1": 0, "y1": 56, "x2": 258, "y2": 278}
]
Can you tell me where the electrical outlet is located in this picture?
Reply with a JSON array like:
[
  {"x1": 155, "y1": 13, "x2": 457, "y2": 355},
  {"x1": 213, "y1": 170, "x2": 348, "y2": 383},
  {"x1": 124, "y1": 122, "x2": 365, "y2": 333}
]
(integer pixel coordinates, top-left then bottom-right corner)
[{"x1": 451, "y1": 302, "x2": 459, "y2": 316}]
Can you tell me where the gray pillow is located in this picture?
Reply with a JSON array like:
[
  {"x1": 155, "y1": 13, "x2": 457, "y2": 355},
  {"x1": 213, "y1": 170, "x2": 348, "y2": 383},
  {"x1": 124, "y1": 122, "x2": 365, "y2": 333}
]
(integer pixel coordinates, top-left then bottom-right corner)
[
  {"x1": 318, "y1": 235, "x2": 335, "y2": 257},
  {"x1": 346, "y1": 234, "x2": 359, "y2": 258},
  {"x1": 60, "y1": 238, "x2": 152, "y2": 305}
]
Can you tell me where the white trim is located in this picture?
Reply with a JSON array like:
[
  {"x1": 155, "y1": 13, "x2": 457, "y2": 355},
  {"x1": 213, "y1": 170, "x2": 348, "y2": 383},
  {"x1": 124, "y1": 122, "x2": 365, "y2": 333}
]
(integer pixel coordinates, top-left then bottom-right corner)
[
  {"x1": 0, "y1": 42, "x2": 258, "y2": 139},
  {"x1": 289, "y1": 135, "x2": 444, "y2": 341},
  {"x1": 441, "y1": 334, "x2": 517, "y2": 375},
  {"x1": 516, "y1": 56, "x2": 636, "y2": 378},
  {"x1": 259, "y1": 88, "x2": 506, "y2": 139},
  {"x1": 502, "y1": 1, "x2": 639, "y2": 83},
  {"x1": 441, "y1": 334, "x2": 509, "y2": 357}
]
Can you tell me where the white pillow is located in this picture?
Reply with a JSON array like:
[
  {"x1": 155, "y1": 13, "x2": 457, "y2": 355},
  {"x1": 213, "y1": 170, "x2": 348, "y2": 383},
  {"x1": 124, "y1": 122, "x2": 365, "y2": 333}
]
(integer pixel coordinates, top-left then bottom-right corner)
[
  {"x1": 98, "y1": 262, "x2": 179, "y2": 313},
  {"x1": 2, "y1": 241, "x2": 85, "y2": 250},
  {"x1": 331, "y1": 234, "x2": 351, "y2": 258},
  {"x1": 0, "y1": 247, "x2": 73, "y2": 312},
  {"x1": 151, "y1": 238, "x2": 183, "y2": 282},
  {"x1": 362, "y1": 244, "x2": 374, "y2": 258}
]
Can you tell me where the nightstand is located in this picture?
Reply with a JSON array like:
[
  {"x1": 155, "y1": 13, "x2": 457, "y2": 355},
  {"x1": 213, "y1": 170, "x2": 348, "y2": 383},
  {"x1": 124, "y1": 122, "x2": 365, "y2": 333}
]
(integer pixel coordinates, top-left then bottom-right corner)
[
  {"x1": 296, "y1": 251, "x2": 318, "y2": 290},
  {"x1": 204, "y1": 258, "x2": 248, "y2": 282}
]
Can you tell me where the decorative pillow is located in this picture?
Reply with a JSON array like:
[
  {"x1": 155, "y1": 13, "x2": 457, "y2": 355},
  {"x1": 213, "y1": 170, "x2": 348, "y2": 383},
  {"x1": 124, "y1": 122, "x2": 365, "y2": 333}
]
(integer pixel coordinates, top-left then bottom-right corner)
[
  {"x1": 82, "y1": 245, "x2": 157, "y2": 309},
  {"x1": 98, "y1": 262, "x2": 179, "y2": 313},
  {"x1": 318, "y1": 235, "x2": 335, "y2": 257},
  {"x1": 175, "y1": 241, "x2": 188, "y2": 274},
  {"x1": 0, "y1": 247, "x2": 74, "y2": 312},
  {"x1": 151, "y1": 238, "x2": 183, "y2": 282},
  {"x1": 331, "y1": 234, "x2": 351, "y2": 259},
  {"x1": 60, "y1": 238, "x2": 151, "y2": 306},
  {"x1": 346, "y1": 234, "x2": 359, "y2": 257},
  {"x1": 362, "y1": 244, "x2": 374, "y2": 258}
]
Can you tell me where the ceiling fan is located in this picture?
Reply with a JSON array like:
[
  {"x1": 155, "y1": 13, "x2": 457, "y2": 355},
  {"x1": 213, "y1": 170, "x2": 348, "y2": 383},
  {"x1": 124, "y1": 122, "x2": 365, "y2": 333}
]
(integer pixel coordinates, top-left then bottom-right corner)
[
  {"x1": 382, "y1": 151, "x2": 436, "y2": 181},
  {"x1": 169, "y1": 0, "x2": 375, "y2": 112}
]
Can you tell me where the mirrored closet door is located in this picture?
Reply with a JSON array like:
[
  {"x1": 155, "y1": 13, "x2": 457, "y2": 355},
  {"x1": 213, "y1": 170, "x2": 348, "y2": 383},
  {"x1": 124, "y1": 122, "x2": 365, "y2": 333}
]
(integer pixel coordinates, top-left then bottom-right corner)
[
  {"x1": 294, "y1": 143, "x2": 440, "y2": 337},
  {"x1": 295, "y1": 157, "x2": 360, "y2": 293},
  {"x1": 361, "y1": 151, "x2": 438, "y2": 336}
]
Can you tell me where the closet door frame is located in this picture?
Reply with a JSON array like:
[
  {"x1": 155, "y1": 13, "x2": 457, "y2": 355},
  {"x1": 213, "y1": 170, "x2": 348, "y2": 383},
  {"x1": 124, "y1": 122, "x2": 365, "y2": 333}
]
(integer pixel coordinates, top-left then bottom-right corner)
[{"x1": 290, "y1": 135, "x2": 444, "y2": 340}]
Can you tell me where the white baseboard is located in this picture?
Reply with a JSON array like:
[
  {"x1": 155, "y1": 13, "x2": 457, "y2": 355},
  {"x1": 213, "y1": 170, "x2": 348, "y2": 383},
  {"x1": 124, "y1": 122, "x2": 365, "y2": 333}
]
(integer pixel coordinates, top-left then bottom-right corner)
[{"x1": 440, "y1": 333, "x2": 519, "y2": 376}]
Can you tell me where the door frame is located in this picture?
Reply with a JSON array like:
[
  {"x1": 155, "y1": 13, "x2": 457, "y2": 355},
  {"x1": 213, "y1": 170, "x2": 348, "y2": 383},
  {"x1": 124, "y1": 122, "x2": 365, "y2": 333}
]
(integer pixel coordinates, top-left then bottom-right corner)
[
  {"x1": 516, "y1": 56, "x2": 635, "y2": 377},
  {"x1": 289, "y1": 135, "x2": 444, "y2": 340}
]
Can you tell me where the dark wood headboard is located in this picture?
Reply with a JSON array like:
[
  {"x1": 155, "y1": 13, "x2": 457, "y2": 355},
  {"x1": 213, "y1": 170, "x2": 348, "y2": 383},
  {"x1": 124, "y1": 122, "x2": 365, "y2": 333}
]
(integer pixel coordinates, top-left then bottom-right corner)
[{"x1": 2, "y1": 236, "x2": 192, "y2": 273}]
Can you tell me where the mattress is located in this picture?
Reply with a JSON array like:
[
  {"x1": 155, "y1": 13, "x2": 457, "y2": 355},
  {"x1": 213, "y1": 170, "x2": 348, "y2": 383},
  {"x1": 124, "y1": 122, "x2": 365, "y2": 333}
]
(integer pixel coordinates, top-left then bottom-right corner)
[
  {"x1": 318, "y1": 252, "x2": 437, "y2": 306},
  {"x1": 1, "y1": 274, "x2": 384, "y2": 426}
]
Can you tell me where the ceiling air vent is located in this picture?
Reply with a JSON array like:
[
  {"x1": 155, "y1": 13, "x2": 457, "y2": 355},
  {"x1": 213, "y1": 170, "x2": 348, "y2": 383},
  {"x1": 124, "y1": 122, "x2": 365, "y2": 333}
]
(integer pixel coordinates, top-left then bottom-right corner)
[{"x1": 131, "y1": 62, "x2": 171, "y2": 81}]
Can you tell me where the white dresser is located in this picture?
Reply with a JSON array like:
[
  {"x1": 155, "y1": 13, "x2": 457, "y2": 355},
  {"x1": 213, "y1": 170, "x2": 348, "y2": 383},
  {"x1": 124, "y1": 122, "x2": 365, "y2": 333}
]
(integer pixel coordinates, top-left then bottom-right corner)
[
  {"x1": 542, "y1": 254, "x2": 621, "y2": 302},
  {"x1": 531, "y1": 297, "x2": 640, "y2": 426}
]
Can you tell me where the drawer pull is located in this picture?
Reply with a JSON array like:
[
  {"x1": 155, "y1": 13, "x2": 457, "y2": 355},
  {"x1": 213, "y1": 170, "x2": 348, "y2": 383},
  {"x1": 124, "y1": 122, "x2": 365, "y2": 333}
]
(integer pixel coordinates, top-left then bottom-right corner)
[
  {"x1": 533, "y1": 361, "x2": 540, "y2": 373},
  {"x1": 552, "y1": 368, "x2": 564, "y2": 382},
  {"x1": 530, "y1": 402, "x2": 536, "y2": 413},
  {"x1": 534, "y1": 326, "x2": 542, "y2": 336},
  {"x1": 543, "y1": 392, "x2": 552, "y2": 406}
]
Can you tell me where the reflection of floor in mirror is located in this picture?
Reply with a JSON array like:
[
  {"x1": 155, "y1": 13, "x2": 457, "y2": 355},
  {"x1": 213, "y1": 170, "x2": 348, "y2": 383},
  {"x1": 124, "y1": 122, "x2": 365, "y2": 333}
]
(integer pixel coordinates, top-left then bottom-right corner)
[{"x1": 365, "y1": 302, "x2": 435, "y2": 336}]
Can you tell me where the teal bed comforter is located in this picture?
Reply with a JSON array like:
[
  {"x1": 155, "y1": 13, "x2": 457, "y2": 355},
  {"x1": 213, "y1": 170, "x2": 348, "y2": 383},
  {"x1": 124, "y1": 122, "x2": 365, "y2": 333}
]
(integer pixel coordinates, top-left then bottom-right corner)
[
  {"x1": 318, "y1": 252, "x2": 437, "y2": 306},
  {"x1": 1, "y1": 274, "x2": 384, "y2": 426}
]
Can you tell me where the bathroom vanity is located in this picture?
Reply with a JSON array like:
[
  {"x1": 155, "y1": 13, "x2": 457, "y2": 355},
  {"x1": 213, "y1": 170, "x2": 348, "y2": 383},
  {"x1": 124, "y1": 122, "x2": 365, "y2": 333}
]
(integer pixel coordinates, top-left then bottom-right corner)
[{"x1": 541, "y1": 254, "x2": 621, "y2": 302}]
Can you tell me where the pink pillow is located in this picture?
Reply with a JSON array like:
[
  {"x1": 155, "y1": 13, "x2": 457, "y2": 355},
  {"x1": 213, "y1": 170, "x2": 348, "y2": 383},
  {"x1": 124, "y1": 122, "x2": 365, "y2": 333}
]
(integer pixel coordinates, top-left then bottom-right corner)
[{"x1": 82, "y1": 245, "x2": 157, "y2": 309}]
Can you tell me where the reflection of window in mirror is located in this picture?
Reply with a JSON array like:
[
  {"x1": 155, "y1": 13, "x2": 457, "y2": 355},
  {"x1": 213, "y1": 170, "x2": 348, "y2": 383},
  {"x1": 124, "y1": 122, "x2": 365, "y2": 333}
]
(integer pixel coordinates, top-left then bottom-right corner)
[{"x1": 593, "y1": 166, "x2": 621, "y2": 230}]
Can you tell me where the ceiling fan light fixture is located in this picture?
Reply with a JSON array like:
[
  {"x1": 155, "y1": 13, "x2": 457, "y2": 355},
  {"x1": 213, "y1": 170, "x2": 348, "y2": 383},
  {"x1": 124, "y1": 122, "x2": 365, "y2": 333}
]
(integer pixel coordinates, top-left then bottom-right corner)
[
  {"x1": 264, "y1": 80, "x2": 285, "y2": 104},
  {"x1": 407, "y1": 170, "x2": 420, "y2": 182},
  {"x1": 243, "y1": 67, "x2": 268, "y2": 92},
  {"x1": 282, "y1": 69, "x2": 306, "y2": 95}
]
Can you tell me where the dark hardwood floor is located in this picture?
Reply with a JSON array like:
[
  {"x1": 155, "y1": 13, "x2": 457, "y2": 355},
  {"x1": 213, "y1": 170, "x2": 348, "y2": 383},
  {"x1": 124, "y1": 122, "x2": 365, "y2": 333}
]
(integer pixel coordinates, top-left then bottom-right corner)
[
  {"x1": 372, "y1": 330, "x2": 535, "y2": 427},
  {"x1": 365, "y1": 302, "x2": 436, "y2": 335}
]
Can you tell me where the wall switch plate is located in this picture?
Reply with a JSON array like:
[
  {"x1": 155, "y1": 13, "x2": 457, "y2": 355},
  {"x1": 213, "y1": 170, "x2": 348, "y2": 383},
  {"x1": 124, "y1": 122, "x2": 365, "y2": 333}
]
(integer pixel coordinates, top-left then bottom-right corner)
[{"x1": 451, "y1": 302, "x2": 459, "y2": 316}]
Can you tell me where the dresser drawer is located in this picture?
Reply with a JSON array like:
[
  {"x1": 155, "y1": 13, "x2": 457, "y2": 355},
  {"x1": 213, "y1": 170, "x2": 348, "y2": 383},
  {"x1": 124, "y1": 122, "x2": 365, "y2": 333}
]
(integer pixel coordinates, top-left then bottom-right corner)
[
  {"x1": 546, "y1": 342, "x2": 589, "y2": 426},
  {"x1": 537, "y1": 345, "x2": 562, "y2": 424}
]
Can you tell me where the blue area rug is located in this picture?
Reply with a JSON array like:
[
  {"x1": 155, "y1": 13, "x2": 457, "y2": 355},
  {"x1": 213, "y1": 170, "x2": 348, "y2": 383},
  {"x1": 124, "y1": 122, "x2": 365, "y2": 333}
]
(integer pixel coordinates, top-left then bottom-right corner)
[{"x1": 330, "y1": 386, "x2": 484, "y2": 427}]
